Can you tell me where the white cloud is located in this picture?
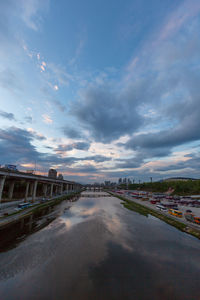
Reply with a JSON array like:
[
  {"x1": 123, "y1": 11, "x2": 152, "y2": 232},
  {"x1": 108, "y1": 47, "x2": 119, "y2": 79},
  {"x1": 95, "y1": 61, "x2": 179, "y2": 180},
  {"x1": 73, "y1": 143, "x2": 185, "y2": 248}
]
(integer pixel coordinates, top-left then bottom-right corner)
[
  {"x1": 20, "y1": 0, "x2": 49, "y2": 31},
  {"x1": 53, "y1": 85, "x2": 59, "y2": 91},
  {"x1": 158, "y1": 0, "x2": 200, "y2": 41},
  {"x1": 42, "y1": 114, "x2": 53, "y2": 124}
]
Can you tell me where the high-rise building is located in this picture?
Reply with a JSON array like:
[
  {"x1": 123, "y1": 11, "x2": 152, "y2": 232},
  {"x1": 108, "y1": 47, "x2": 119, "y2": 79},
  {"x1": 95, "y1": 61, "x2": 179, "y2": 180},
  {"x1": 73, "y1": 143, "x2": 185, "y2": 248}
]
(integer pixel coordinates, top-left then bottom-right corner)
[
  {"x1": 48, "y1": 168, "x2": 57, "y2": 178},
  {"x1": 58, "y1": 173, "x2": 63, "y2": 180},
  {"x1": 123, "y1": 178, "x2": 127, "y2": 183},
  {"x1": 118, "y1": 178, "x2": 122, "y2": 184},
  {"x1": 105, "y1": 181, "x2": 111, "y2": 186}
]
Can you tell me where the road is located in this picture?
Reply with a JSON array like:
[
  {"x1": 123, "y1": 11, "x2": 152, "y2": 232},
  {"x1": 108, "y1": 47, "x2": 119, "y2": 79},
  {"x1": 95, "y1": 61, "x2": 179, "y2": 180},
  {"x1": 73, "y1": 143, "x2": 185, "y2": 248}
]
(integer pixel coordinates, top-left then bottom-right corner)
[{"x1": 0, "y1": 192, "x2": 73, "y2": 226}]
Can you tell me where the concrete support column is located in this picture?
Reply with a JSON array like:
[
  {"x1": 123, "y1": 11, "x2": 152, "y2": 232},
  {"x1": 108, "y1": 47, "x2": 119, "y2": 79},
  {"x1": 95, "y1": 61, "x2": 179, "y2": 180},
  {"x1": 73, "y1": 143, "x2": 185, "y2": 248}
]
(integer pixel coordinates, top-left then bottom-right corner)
[
  {"x1": 55, "y1": 185, "x2": 58, "y2": 195},
  {"x1": 0, "y1": 176, "x2": 6, "y2": 203},
  {"x1": 28, "y1": 215, "x2": 33, "y2": 231},
  {"x1": 8, "y1": 180, "x2": 15, "y2": 200},
  {"x1": 50, "y1": 183, "x2": 54, "y2": 198},
  {"x1": 20, "y1": 218, "x2": 25, "y2": 230},
  {"x1": 60, "y1": 184, "x2": 63, "y2": 194},
  {"x1": 30, "y1": 182, "x2": 34, "y2": 196},
  {"x1": 43, "y1": 184, "x2": 47, "y2": 197},
  {"x1": 32, "y1": 180, "x2": 38, "y2": 202},
  {"x1": 25, "y1": 182, "x2": 30, "y2": 202},
  {"x1": 65, "y1": 183, "x2": 68, "y2": 193}
]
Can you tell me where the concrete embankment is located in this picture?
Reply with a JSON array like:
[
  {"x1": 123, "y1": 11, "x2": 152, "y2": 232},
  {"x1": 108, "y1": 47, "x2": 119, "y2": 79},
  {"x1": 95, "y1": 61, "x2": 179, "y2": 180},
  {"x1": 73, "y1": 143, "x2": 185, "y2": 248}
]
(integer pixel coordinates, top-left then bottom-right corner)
[{"x1": 110, "y1": 192, "x2": 200, "y2": 240}]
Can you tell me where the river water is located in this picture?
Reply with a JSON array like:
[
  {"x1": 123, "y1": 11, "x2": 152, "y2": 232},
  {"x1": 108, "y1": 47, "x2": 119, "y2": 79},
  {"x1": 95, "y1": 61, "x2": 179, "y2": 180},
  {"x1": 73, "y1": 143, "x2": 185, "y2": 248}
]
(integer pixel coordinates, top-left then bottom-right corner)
[{"x1": 0, "y1": 192, "x2": 200, "y2": 300}]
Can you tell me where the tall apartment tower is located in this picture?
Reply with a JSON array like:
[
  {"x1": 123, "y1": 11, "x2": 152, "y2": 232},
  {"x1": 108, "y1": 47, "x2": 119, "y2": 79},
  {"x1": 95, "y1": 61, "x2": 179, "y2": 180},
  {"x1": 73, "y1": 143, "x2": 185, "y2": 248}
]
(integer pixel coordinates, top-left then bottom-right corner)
[{"x1": 48, "y1": 168, "x2": 57, "y2": 179}]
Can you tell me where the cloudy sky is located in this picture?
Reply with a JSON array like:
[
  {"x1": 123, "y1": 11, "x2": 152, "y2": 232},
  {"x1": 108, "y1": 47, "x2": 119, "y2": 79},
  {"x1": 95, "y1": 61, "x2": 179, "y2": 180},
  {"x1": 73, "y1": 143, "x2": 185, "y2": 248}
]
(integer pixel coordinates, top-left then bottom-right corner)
[{"x1": 1, "y1": 0, "x2": 200, "y2": 183}]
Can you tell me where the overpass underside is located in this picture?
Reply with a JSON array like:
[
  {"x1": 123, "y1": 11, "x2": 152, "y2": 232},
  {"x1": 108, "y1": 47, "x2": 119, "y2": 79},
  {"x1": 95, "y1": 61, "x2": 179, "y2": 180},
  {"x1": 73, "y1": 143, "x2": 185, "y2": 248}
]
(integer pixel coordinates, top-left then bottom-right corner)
[{"x1": 0, "y1": 170, "x2": 81, "y2": 204}]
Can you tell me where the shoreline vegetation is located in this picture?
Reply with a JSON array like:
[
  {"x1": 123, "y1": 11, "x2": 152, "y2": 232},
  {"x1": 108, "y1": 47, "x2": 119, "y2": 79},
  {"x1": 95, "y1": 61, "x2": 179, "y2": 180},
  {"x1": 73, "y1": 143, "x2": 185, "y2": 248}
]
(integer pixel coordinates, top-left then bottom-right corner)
[
  {"x1": 119, "y1": 180, "x2": 200, "y2": 196},
  {"x1": 110, "y1": 192, "x2": 200, "y2": 240}
]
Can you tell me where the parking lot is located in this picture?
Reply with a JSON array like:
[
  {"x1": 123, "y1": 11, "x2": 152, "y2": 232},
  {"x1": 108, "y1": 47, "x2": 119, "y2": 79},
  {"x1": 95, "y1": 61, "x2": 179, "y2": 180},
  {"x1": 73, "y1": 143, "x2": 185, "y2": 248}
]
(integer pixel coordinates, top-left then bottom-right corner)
[{"x1": 113, "y1": 190, "x2": 200, "y2": 230}]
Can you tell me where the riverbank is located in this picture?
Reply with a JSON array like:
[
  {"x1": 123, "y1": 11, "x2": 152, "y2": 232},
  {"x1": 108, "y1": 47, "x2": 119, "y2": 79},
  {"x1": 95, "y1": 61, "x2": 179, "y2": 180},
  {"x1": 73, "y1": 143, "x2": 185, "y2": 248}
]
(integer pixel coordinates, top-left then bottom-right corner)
[
  {"x1": 0, "y1": 191, "x2": 80, "y2": 221},
  {"x1": 0, "y1": 191, "x2": 81, "y2": 251},
  {"x1": 110, "y1": 192, "x2": 200, "y2": 240}
]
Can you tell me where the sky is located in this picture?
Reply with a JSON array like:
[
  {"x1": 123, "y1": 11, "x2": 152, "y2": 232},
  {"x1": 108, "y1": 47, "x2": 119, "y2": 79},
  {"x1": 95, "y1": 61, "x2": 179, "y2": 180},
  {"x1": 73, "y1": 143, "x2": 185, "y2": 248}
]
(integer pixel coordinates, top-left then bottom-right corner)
[{"x1": 1, "y1": 0, "x2": 200, "y2": 184}]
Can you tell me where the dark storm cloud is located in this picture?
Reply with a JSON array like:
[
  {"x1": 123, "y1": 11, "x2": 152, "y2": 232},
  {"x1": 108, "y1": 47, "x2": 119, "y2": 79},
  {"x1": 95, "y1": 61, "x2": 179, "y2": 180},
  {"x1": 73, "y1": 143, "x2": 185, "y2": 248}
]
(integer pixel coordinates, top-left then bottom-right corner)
[
  {"x1": 69, "y1": 18, "x2": 200, "y2": 174},
  {"x1": 0, "y1": 110, "x2": 15, "y2": 121},
  {"x1": 55, "y1": 142, "x2": 90, "y2": 152},
  {"x1": 0, "y1": 127, "x2": 39, "y2": 163},
  {"x1": 114, "y1": 157, "x2": 142, "y2": 169},
  {"x1": 62, "y1": 126, "x2": 83, "y2": 139},
  {"x1": 24, "y1": 116, "x2": 33, "y2": 123},
  {"x1": 52, "y1": 100, "x2": 66, "y2": 112},
  {"x1": 155, "y1": 153, "x2": 200, "y2": 172},
  {"x1": 72, "y1": 164, "x2": 98, "y2": 173},
  {"x1": 124, "y1": 135, "x2": 173, "y2": 157},
  {"x1": 0, "y1": 127, "x2": 110, "y2": 171},
  {"x1": 71, "y1": 86, "x2": 143, "y2": 143},
  {"x1": 124, "y1": 71, "x2": 200, "y2": 158},
  {"x1": 86, "y1": 155, "x2": 111, "y2": 163}
]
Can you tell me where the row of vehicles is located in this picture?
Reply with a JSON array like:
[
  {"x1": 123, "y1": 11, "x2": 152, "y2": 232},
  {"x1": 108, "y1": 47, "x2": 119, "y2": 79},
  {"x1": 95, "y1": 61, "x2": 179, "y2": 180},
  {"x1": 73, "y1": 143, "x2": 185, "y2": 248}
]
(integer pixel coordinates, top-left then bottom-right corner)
[{"x1": 156, "y1": 205, "x2": 200, "y2": 225}]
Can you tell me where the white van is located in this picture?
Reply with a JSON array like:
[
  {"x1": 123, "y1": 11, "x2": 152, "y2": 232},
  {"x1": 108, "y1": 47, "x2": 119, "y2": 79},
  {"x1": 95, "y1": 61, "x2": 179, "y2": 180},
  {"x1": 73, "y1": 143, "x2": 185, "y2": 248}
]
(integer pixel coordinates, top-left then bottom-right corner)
[{"x1": 156, "y1": 204, "x2": 167, "y2": 212}]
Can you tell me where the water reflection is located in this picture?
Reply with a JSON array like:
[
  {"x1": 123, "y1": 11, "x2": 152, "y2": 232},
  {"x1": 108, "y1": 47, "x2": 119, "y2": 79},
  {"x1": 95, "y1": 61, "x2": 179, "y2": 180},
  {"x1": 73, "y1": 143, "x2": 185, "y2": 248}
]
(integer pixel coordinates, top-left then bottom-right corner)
[{"x1": 0, "y1": 192, "x2": 199, "y2": 300}]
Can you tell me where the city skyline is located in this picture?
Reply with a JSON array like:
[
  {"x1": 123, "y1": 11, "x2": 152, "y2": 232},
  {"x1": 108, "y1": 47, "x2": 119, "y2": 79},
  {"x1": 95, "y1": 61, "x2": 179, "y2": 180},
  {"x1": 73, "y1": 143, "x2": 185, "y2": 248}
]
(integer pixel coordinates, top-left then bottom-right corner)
[{"x1": 1, "y1": 0, "x2": 200, "y2": 183}]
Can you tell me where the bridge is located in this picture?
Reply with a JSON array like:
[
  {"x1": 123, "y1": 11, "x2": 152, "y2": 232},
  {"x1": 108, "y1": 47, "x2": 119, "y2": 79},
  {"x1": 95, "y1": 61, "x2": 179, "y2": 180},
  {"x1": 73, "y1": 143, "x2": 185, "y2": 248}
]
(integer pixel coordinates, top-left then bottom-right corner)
[
  {"x1": 0, "y1": 168, "x2": 81, "y2": 204},
  {"x1": 81, "y1": 194, "x2": 111, "y2": 197},
  {"x1": 85, "y1": 187, "x2": 103, "y2": 192}
]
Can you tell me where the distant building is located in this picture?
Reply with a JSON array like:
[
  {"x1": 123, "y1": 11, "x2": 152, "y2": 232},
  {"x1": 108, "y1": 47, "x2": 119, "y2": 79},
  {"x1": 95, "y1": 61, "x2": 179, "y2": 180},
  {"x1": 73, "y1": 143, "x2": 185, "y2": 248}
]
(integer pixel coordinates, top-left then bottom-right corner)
[
  {"x1": 48, "y1": 168, "x2": 57, "y2": 178},
  {"x1": 123, "y1": 178, "x2": 127, "y2": 184},
  {"x1": 105, "y1": 181, "x2": 111, "y2": 186},
  {"x1": 58, "y1": 173, "x2": 63, "y2": 180},
  {"x1": 118, "y1": 178, "x2": 122, "y2": 184}
]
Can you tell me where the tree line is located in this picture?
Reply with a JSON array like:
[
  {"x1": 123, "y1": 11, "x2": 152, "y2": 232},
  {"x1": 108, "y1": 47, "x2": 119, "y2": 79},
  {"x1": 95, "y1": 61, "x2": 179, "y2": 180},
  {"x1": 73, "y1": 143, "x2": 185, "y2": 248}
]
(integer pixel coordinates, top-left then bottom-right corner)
[{"x1": 119, "y1": 180, "x2": 200, "y2": 195}]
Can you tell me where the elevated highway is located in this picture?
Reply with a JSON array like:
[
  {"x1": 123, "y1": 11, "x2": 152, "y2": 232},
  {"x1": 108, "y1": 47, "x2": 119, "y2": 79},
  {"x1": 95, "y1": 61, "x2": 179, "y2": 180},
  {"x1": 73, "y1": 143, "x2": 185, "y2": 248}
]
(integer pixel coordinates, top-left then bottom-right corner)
[{"x1": 0, "y1": 168, "x2": 81, "y2": 204}]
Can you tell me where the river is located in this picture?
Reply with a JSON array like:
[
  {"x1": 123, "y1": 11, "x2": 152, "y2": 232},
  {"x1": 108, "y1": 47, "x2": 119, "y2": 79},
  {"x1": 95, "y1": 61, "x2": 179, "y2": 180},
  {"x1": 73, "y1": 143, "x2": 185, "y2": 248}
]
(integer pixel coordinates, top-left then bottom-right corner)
[{"x1": 0, "y1": 192, "x2": 199, "y2": 300}]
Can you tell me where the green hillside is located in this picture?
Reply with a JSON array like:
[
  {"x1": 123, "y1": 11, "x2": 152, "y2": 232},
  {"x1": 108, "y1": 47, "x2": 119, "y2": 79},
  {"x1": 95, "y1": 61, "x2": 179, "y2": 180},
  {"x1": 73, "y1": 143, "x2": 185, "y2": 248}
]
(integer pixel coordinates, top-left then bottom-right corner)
[{"x1": 121, "y1": 180, "x2": 200, "y2": 196}]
